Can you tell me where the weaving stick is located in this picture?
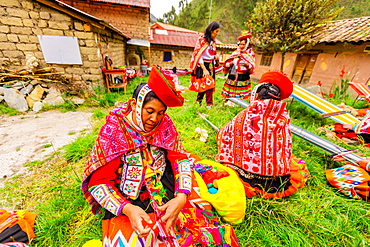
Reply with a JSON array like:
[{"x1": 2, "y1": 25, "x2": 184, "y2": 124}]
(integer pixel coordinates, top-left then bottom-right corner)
[{"x1": 196, "y1": 112, "x2": 220, "y2": 131}]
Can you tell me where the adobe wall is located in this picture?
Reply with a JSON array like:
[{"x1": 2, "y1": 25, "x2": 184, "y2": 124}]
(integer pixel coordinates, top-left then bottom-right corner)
[
  {"x1": 61, "y1": 0, "x2": 149, "y2": 40},
  {"x1": 144, "y1": 45, "x2": 194, "y2": 70},
  {"x1": 251, "y1": 42, "x2": 370, "y2": 89},
  {"x1": 310, "y1": 42, "x2": 370, "y2": 89},
  {"x1": 0, "y1": 0, "x2": 127, "y2": 87}
]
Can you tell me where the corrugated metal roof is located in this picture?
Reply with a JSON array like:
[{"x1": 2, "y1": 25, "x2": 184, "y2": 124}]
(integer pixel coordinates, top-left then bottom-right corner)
[
  {"x1": 314, "y1": 16, "x2": 370, "y2": 43},
  {"x1": 149, "y1": 22, "x2": 235, "y2": 49},
  {"x1": 151, "y1": 22, "x2": 198, "y2": 33},
  {"x1": 90, "y1": 0, "x2": 150, "y2": 8}
]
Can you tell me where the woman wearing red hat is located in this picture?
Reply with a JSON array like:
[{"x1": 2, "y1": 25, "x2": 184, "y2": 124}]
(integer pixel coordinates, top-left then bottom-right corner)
[
  {"x1": 189, "y1": 21, "x2": 220, "y2": 109},
  {"x1": 221, "y1": 31, "x2": 255, "y2": 99},
  {"x1": 81, "y1": 65, "x2": 239, "y2": 247},
  {"x1": 216, "y1": 71, "x2": 310, "y2": 199}
]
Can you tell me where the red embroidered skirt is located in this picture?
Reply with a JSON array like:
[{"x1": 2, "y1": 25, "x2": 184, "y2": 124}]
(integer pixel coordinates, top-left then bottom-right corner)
[{"x1": 189, "y1": 63, "x2": 216, "y2": 93}]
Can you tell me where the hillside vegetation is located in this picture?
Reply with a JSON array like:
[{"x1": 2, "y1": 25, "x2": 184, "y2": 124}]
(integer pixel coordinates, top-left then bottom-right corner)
[{"x1": 159, "y1": 0, "x2": 370, "y2": 43}]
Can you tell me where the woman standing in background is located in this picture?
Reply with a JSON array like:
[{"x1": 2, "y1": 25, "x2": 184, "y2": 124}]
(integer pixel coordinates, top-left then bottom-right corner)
[
  {"x1": 221, "y1": 31, "x2": 255, "y2": 100},
  {"x1": 189, "y1": 21, "x2": 220, "y2": 109}
]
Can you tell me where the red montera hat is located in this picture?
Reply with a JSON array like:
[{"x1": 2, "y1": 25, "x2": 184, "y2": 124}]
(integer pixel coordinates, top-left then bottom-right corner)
[
  {"x1": 238, "y1": 31, "x2": 252, "y2": 41},
  {"x1": 148, "y1": 65, "x2": 185, "y2": 107},
  {"x1": 260, "y1": 71, "x2": 293, "y2": 100}
]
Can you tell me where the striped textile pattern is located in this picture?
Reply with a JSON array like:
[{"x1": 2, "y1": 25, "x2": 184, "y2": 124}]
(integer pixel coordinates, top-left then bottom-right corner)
[
  {"x1": 349, "y1": 82, "x2": 370, "y2": 101},
  {"x1": 291, "y1": 84, "x2": 360, "y2": 125}
]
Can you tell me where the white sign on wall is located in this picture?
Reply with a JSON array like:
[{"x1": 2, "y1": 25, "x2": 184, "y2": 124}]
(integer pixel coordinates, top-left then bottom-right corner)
[{"x1": 37, "y1": 35, "x2": 83, "y2": 65}]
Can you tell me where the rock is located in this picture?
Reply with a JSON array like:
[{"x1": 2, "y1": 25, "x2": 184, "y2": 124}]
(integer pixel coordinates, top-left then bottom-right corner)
[
  {"x1": 3, "y1": 88, "x2": 28, "y2": 112},
  {"x1": 27, "y1": 84, "x2": 45, "y2": 108},
  {"x1": 20, "y1": 84, "x2": 34, "y2": 95},
  {"x1": 0, "y1": 96, "x2": 4, "y2": 102},
  {"x1": 0, "y1": 87, "x2": 4, "y2": 95},
  {"x1": 33, "y1": 101, "x2": 43, "y2": 112},
  {"x1": 43, "y1": 87, "x2": 65, "y2": 106},
  {"x1": 8, "y1": 82, "x2": 25, "y2": 90},
  {"x1": 71, "y1": 97, "x2": 85, "y2": 105},
  {"x1": 29, "y1": 84, "x2": 45, "y2": 101},
  {"x1": 30, "y1": 79, "x2": 41, "y2": 85}
]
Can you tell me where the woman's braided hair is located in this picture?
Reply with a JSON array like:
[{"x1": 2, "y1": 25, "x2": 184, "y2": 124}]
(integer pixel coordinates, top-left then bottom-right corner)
[{"x1": 256, "y1": 83, "x2": 281, "y2": 100}]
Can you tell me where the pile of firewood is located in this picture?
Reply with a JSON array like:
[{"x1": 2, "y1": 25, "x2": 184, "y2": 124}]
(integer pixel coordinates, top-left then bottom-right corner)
[{"x1": 0, "y1": 67, "x2": 64, "y2": 85}]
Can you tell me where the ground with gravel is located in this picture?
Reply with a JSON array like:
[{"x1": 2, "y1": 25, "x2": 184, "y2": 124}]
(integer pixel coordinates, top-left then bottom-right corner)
[{"x1": 0, "y1": 110, "x2": 93, "y2": 186}]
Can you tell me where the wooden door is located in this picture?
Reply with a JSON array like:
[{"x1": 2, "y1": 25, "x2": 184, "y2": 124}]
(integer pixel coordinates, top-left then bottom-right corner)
[{"x1": 292, "y1": 54, "x2": 318, "y2": 84}]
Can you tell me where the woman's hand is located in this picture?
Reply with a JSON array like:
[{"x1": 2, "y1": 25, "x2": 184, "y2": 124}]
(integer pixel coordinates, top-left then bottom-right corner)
[
  {"x1": 122, "y1": 203, "x2": 153, "y2": 238},
  {"x1": 202, "y1": 67, "x2": 210, "y2": 77},
  {"x1": 157, "y1": 193, "x2": 187, "y2": 230},
  {"x1": 342, "y1": 124, "x2": 354, "y2": 130}
]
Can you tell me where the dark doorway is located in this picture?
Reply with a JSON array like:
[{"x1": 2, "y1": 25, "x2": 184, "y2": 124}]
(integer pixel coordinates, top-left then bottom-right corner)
[{"x1": 291, "y1": 53, "x2": 318, "y2": 84}]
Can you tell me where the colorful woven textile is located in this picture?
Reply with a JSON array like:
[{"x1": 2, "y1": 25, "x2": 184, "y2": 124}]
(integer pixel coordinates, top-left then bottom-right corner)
[
  {"x1": 349, "y1": 82, "x2": 370, "y2": 102},
  {"x1": 101, "y1": 174, "x2": 240, "y2": 247},
  {"x1": 353, "y1": 111, "x2": 370, "y2": 134},
  {"x1": 82, "y1": 99, "x2": 185, "y2": 214},
  {"x1": 217, "y1": 99, "x2": 292, "y2": 177},
  {"x1": 326, "y1": 163, "x2": 370, "y2": 200},
  {"x1": 189, "y1": 36, "x2": 214, "y2": 71},
  {"x1": 0, "y1": 244, "x2": 29, "y2": 247},
  {"x1": 221, "y1": 78, "x2": 252, "y2": 99},
  {"x1": 224, "y1": 48, "x2": 255, "y2": 74},
  {"x1": 291, "y1": 84, "x2": 360, "y2": 125},
  {"x1": 189, "y1": 36, "x2": 217, "y2": 93},
  {"x1": 0, "y1": 209, "x2": 36, "y2": 244}
]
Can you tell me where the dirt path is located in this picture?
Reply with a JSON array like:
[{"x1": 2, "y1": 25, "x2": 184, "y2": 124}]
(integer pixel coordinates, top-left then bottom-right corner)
[{"x1": 0, "y1": 110, "x2": 94, "y2": 185}]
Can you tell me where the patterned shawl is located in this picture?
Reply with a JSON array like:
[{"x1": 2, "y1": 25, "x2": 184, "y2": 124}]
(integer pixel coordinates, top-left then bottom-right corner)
[
  {"x1": 82, "y1": 99, "x2": 184, "y2": 211},
  {"x1": 224, "y1": 48, "x2": 255, "y2": 74},
  {"x1": 216, "y1": 99, "x2": 292, "y2": 176},
  {"x1": 189, "y1": 35, "x2": 212, "y2": 70}
]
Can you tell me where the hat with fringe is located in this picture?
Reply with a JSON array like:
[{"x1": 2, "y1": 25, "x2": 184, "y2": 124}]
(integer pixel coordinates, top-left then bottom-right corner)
[
  {"x1": 148, "y1": 65, "x2": 185, "y2": 107},
  {"x1": 238, "y1": 30, "x2": 252, "y2": 41}
]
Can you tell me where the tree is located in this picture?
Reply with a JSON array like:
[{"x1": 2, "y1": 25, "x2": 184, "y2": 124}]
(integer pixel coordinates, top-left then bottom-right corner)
[
  {"x1": 246, "y1": 0, "x2": 341, "y2": 71},
  {"x1": 161, "y1": 6, "x2": 177, "y2": 24}
]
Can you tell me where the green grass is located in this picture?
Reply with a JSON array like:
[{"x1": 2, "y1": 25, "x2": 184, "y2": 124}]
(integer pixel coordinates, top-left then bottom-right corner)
[
  {"x1": 0, "y1": 101, "x2": 21, "y2": 115},
  {"x1": 1, "y1": 75, "x2": 370, "y2": 246}
]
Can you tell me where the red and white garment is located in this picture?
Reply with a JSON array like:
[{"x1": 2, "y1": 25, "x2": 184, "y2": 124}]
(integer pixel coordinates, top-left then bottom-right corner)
[{"x1": 216, "y1": 99, "x2": 292, "y2": 177}]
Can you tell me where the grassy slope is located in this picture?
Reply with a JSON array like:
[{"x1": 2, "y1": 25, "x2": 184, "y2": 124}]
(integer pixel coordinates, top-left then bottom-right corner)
[{"x1": 1, "y1": 75, "x2": 370, "y2": 246}]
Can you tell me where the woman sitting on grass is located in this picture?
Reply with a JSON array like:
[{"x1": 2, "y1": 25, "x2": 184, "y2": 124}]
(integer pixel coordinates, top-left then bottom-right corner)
[
  {"x1": 81, "y1": 65, "x2": 239, "y2": 247},
  {"x1": 216, "y1": 71, "x2": 310, "y2": 199}
]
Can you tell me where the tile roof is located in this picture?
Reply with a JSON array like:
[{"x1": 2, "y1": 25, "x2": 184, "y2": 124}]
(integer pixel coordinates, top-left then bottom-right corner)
[
  {"x1": 314, "y1": 16, "x2": 370, "y2": 43},
  {"x1": 90, "y1": 0, "x2": 150, "y2": 8},
  {"x1": 216, "y1": 43, "x2": 237, "y2": 49}
]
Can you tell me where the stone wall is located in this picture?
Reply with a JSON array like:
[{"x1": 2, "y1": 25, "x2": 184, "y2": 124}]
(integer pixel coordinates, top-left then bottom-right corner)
[
  {"x1": 0, "y1": 0, "x2": 128, "y2": 87},
  {"x1": 61, "y1": 0, "x2": 149, "y2": 40},
  {"x1": 145, "y1": 45, "x2": 194, "y2": 70}
]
